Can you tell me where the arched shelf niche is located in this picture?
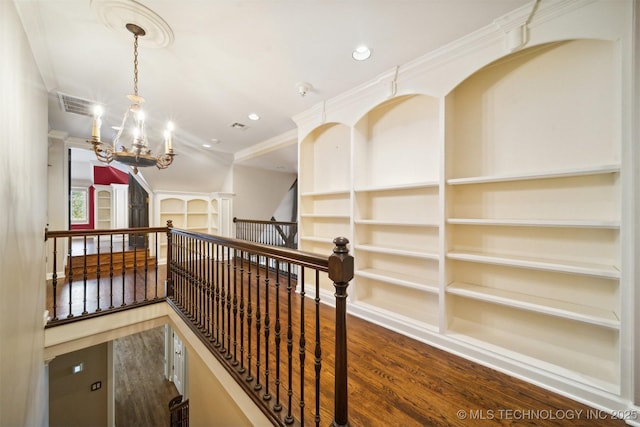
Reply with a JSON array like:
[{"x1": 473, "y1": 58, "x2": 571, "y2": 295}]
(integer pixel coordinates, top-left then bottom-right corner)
[
  {"x1": 298, "y1": 122, "x2": 351, "y2": 262},
  {"x1": 443, "y1": 38, "x2": 621, "y2": 393},
  {"x1": 351, "y1": 94, "x2": 441, "y2": 329}
]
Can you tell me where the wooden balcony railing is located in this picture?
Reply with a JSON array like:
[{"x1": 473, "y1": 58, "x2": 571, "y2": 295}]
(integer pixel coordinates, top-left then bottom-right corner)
[
  {"x1": 44, "y1": 226, "x2": 169, "y2": 323},
  {"x1": 234, "y1": 217, "x2": 298, "y2": 249},
  {"x1": 44, "y1": 223, "x2": 352, "y2": 426},
  {"x1": 168, "y1": 225, "x2": 352, "y2": 426}
]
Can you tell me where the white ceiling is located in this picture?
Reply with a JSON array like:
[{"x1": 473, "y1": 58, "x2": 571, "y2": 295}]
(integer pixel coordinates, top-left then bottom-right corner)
[{"x1": 16, "y1": 0, "x2": 530, "y2": 193}]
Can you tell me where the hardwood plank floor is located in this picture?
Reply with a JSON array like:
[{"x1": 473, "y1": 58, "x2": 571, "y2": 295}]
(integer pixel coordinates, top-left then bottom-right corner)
[
  {"x1": 171, "y1": 263, "x2": 626, "y2": 427},
  {"x1": 47, "y1": 261, "x2": 626, "y2": 426},
  {"x1": 114, "y1": 327, "x2": 180, "y2": 427}
]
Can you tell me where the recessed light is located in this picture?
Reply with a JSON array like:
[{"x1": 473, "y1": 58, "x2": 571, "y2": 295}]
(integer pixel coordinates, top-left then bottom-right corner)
[
  {"x1": 352, "y1": 45, "x2": 371, "y2": 61},
  {"x1": 248, "y1": 113, "x2": 260, "y2": 121},
  {"x1": 202, "y1": 144, "x2": 212, "y2": 148}
]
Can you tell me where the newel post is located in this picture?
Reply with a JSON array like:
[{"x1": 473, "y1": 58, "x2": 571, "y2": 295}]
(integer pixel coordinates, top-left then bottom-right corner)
[
  {"x1": 166, "y1": 220, "x2": 174, "y2": 297},
  {"x1": 328, "y1": 237, "x2": 353, "y2": 427}
]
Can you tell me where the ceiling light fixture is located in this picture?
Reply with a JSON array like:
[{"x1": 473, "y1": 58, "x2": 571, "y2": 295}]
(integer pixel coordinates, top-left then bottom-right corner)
[
  {"x1": 248, "y1": 113, "x2": 260, "y2": 121},
  {"x1": 352, "y1": 45, "x2": 372, "y2": 61},
  {"x1": 89, "y1": 23, "x2": 175, "y2": 174}
]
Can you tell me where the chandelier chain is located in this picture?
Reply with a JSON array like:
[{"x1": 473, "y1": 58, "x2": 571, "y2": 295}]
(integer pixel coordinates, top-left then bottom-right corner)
[{"x1": 133, "y1": 34, "x2": 139, "y2": 97}]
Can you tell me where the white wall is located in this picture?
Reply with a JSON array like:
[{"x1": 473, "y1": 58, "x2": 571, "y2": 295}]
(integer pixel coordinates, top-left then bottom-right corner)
[
  {"x1": 232, "y1": 165, "x2": 296, "y2": 220},
  {"x1": 0, "y1": 1, "x2": 49, "y2": 425}
]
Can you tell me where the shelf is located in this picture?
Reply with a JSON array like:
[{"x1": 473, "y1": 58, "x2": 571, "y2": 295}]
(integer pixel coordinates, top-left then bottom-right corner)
[
  {"x1": 300, "y1": 214, "x2": 350, "y2": 219},
  {"x1": 447, "y1": 282, "x2": 620, "y2": 329},
  {"x1": 354, "y1": 181, "x2": 439, "y2": 192},
  {"x1": 356, "y1": 268, "x2": 438, "y2": 293},
  {"x1": 447, "y1": 218, "x2": 620, "y2": 229},
  {"x1": 446, "y1": 317, "x2": 619, "y2": 394},
  {"x1": 300, "y1": 236, "x2": 334, "y2": 244},
  {"x1": 353, "y1": 301, "x2": 439, "y2": 332},
  {"x1": 447, "y1": 251, "x2": 620, "y2": 279},
  {"x1": 447, "y1": 164, "x2": 620, "y2": 185},
  {"x1": 356, "y1": 219, "x2": 438, "y2": 227},
  {"x1": 301, "y1": 189, "x2": 350, "y2": 197},
  {"x1": 357, "y1": 244, "x2": 438, "y2": 260}
]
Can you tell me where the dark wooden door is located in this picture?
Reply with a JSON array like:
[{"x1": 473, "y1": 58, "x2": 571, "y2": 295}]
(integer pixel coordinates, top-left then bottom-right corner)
[{"x1": 128, "y1": 174, "x2": 148, "y2": 248}]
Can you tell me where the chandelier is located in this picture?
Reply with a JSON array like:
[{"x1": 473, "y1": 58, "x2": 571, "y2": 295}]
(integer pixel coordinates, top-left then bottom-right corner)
[{"x1": 89, "y1": 23, "x2": 175, "y2": 174}]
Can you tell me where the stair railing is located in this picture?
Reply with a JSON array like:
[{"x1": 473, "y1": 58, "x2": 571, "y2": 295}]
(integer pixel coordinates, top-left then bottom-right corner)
[
  {"x1": 167, "y1": 227, "x2": 352, "y2": 426},
  {"x1": 233, "y1": 217, "x2": 298, "y2": 249},
  {"x1": 44, "y1": 226, "x2": 169, "y2": 325}
]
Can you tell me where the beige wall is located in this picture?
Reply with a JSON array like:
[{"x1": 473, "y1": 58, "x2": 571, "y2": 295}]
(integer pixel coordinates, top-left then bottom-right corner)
[
  {"x1": 232, "y1": 165, "x2": 296, "y2": 221},
  {"x1": 0, "y1": 1, "x2": 49, "y2": 426},
  {"x1": 187, "y1": 347, "x2": 254, "y2": 426},
  {"x1": 49, "y1": 343, "x2": 108, "y2": 427}
]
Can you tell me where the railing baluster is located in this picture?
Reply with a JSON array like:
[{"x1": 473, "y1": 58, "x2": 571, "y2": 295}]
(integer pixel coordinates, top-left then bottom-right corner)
[
  {"x1": 109, "y1": 234, "x2": 114, "y2": 309},
  {"x1": 226, "y1": 246, "x2": 232, "y2": 360},
  {"x1": 51, "y1": 236, "x2": 59, "y2": 321},
  {"x1": 285, "y1": 262, "x2": 294, "y2": 425},
  {"x1": 67, "y1": 236, "x2": 73, "y2": 318},
  {"x1": 232, "y1": 249, "x2": 239, "y2": 366},
  {"x1": 96, "y1": 235, "x2": 102, "y2": 312},
  {"x1": 254, "y1": 255, "x2": 262, "y2": 391},
  {"x1": 314, "y1": 269, "x2": 321, "y2": 427},
  {"x1": 143, "y1": 233, "x2": 149, "y2": 301},
  {"x1": 246, "y1": 255, "x2": 253, "y2": 382},
  {"x1": 133, "y1": 232, "x2": 138, "y2": 304},
  {"x1": 215, "y1": 244, "x2": 222, "y2": 348},
  {"x1": 273, "y1": 260, "x2": 282, "y2": 412},
  {"x1": 239, "y1": 250, "x2": 246, "y2": 374},
  {"x1": 263, "y1": 256, "x2": 272, "y2": 401},
  {"x1": 206, "y1": 241, "x2": 212, "y2": 339},
  {"x1": 299, "y1": 267, "x2": 306, "y2": 425},
  {"x1": 121, "y1": 233, "x2": 126, "y2": 306},
  {"x1": 82, "y1": 235, "x2": 88, "y2": 315},
  {"x1": 198, "y1": 239, "x2": 202, "y2": 327}
]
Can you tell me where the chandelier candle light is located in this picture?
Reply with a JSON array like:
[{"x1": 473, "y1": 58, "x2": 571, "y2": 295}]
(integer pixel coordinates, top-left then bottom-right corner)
[{"x1": 90, "y1": 23, "x2": 175, "y2": 174}]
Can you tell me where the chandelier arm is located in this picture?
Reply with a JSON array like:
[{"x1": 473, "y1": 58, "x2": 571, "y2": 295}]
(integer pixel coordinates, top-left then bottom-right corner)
[{"x1": 113, "y1": 107, "x2": 131, "y2": 147}]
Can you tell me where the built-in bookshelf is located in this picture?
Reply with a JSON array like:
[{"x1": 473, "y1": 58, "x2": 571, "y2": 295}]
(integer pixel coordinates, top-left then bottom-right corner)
[
  {"x1": 94, "y1": 186, "x2": 112, "y2": 229},
  {"x1": 352, "y1": 95, "x2": 441, "y2": 327},
  {"x1": 156, "y1": 193, "x2": 221, "y2": 263},
  {"x1": 443, "y1": 38, "x2": 621, "y2": 392},
  {"x1": 293, "y1": 4, "x2": 631, "y2": 408},
  {"x1": 299, "y1": 123, "x2": 351, "y2": 294}
]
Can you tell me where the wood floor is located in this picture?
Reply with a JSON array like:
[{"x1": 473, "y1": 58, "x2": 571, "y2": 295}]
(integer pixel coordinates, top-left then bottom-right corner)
[
  {"x1": 114, "y1": 327, "x2": 180, "y2": 427},
  {"x1": 47, "y1": 261, "x2": 626, "y2": 426}
]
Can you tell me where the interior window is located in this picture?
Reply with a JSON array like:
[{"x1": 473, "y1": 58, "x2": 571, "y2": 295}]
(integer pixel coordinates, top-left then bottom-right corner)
[{"x1": 70, "y1": 187, "x2": 88, "y2": 224}]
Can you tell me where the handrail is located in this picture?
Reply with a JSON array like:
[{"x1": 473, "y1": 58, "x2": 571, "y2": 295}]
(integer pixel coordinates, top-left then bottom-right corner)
[
  {"x1": 233, "y1": 217, "x2": 298, "y2": 249},
  {"x1": 44, "y1": 225, "x2": 352, "y2": 426},
  {"x1": 234, "y1": 218, "x2": 297, "y2": 226},
  {"x1": 44, "y1": 226, "x2": 170, "y2": 325},
  {"x1": 173, "y1": 228, "x2": 322, "y2": 271},
  {"x1": 167, "y1": 228, "x2": 352, "y2": 426},
  {"x1": 45, "y1": 226, "x2": 169, "y2": 239}
]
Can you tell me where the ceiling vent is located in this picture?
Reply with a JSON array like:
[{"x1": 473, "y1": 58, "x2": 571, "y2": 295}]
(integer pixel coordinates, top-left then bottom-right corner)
[
  {"x1": 57, "y1": 92, "x2": 96, "y2": 117},
  {"x1": 229, "y1": 122, "x2": 249, "y2": 130}
]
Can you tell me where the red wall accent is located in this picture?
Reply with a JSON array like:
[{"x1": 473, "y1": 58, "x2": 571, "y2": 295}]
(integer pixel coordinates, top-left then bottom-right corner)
[
  {"x1": 94, "y1": 165, "x2": 128, "y2": 185},
  {"x1": 70, "y1": 186, "x2": 95, "y2": 230},
  {"x1": 71, "y1": 166, "x2": 128, "y2": 230}
]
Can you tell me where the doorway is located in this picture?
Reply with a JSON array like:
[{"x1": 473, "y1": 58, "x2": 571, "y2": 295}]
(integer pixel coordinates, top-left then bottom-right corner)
[{"x1": 128, "y1": 173, "x2": 149, "y2": 248}]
